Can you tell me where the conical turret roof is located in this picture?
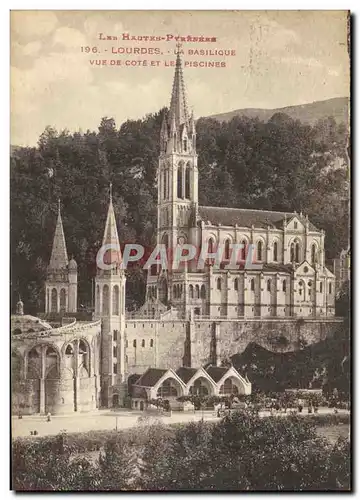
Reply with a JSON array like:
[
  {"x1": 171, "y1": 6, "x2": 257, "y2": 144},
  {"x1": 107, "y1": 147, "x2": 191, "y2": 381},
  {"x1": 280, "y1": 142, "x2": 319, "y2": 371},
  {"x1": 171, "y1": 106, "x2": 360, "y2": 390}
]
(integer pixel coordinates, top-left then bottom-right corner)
[
  {"x1": 48, "y1": 200, "x2": 68, "y2": 270},
  {"x1": 100, "y1": 184, "x2": 122, "y2": 268}
]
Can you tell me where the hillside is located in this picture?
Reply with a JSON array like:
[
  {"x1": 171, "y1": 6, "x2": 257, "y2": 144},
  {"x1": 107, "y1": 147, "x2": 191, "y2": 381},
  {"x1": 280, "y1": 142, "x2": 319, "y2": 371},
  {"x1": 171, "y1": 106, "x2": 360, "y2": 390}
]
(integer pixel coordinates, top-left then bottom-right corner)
[{"x1": 207, "y1": 97, "x2": 349, "y2": 126}]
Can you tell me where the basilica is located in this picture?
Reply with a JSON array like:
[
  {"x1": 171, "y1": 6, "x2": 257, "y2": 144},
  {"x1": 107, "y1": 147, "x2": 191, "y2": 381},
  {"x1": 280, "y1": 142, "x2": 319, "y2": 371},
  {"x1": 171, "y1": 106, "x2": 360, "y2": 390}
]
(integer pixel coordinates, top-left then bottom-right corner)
[{"x1": 11, "y1": 49, "x2": 338, "y2": 415}]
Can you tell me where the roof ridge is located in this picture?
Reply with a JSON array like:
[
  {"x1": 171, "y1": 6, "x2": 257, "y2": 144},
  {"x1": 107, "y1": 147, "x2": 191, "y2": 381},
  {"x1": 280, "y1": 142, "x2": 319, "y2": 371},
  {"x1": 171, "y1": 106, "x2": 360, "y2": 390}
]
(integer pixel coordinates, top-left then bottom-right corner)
[{"x1": 199, "y1": 205, "x2": 293, "y2": 216}]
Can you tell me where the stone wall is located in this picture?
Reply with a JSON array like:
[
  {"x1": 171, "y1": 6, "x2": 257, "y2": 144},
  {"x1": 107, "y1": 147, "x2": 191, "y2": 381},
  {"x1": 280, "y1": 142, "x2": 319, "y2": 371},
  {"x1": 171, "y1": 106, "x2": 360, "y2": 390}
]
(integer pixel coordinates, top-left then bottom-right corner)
[
  {"x1": 190, "y1": 318, "x2": 343, "y2": 368},
  {"x1": 126, "y1": 317, "x2": 343, "y2": 372}
]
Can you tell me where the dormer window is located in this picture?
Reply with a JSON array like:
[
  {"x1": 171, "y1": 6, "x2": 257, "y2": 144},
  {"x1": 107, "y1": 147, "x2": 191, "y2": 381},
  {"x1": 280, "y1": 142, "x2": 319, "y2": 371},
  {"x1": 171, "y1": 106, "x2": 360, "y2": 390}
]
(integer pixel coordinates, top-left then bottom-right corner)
[{"x1": 294, "y1": 221, "x2": 298, "y2": 229}]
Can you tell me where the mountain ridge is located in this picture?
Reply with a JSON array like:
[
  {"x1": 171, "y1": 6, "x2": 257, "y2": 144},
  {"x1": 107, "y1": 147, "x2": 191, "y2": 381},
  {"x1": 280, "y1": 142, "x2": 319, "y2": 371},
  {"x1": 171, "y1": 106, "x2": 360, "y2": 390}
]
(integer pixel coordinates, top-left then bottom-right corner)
[{"x1": 205, "y1": 97, "x2": 349, "y2": 126}]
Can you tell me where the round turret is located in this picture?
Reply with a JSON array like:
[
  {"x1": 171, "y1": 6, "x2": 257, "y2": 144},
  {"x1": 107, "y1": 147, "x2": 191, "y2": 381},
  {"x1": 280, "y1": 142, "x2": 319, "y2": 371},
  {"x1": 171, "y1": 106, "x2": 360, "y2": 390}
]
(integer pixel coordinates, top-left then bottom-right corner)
[
  {"x1": 69, "y1": 258, "x2": 78, "y2": 271},
  {"x1": 16, "y1": 298, "x2": 24, "y2": 316}
]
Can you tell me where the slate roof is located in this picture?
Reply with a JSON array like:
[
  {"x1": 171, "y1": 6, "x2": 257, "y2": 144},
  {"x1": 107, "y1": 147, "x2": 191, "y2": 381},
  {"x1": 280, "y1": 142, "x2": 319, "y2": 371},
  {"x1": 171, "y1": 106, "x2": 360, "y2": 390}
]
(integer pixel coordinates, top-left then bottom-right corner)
[
  {"x1": 198, "y1": 206, "x2": 318, "y2": 231},
  {"x1": 261, "y1": 263, "x2": 294, "y2": 274},
  {"x1": 135, "y1": 368, "x2": 167, "y2": 387},
  {"x1": 205, "y1": 366, "x2": 229, "y2": 383},
  {"x1": 176, "y1": 367, "x2": 198, "y2": 384}
]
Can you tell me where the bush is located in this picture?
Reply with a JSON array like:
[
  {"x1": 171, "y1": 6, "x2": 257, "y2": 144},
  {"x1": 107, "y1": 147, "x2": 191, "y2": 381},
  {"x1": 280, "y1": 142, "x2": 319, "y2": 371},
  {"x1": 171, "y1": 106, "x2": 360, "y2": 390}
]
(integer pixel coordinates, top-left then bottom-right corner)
[{"x1": 12, "y1": 412, "x2": 350, "y2": 491}]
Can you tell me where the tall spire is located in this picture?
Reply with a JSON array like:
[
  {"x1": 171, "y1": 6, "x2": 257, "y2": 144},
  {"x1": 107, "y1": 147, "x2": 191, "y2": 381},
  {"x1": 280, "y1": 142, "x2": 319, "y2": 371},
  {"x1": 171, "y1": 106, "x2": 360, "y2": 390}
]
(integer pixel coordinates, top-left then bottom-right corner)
[
  {"x1": 169, "y1": 43, "x2": 189, "y2": 128},
  {"x1": 48, "y1": 199, "x2": 69, "y2": 270},
  {"x1": 101, "y1": 184, "x2": 122, "y2": 268}
]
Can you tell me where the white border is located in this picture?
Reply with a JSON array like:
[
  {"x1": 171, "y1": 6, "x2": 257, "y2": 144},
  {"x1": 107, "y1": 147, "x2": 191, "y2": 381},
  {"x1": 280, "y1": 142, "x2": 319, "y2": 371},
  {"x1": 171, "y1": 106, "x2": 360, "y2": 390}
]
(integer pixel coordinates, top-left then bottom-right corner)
[{"x1": 3, "y1": 2, "x2": 356, "y2": 498}]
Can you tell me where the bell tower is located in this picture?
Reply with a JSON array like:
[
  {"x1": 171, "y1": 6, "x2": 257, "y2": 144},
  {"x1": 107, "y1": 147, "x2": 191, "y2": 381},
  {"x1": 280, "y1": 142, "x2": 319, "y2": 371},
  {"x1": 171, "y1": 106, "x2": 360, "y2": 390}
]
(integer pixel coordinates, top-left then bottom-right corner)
[
  {"x1": 158, "y1": 44, "x2": 198, "y2": 255},
  {"x1": 95, "y1": 184, "x2": 126, "y2": 407},
  {"x1": 45, "y1": 199, "x2": 77, "y2": 314}
]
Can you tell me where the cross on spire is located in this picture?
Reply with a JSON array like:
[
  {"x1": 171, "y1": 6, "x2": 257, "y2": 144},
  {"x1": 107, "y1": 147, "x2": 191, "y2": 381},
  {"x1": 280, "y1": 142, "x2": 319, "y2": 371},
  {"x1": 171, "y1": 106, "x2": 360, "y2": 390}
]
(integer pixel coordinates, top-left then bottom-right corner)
[{"x1": 175, "y1": 41, "x2": 182, "y2": 54}]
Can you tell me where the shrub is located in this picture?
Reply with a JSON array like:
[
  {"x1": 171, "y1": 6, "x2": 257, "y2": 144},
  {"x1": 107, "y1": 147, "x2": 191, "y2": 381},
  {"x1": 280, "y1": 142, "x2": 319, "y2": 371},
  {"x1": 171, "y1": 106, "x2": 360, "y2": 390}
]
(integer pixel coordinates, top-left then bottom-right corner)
[{"x1": 12, "y1": 412, "x2": 350, "y2": 491}]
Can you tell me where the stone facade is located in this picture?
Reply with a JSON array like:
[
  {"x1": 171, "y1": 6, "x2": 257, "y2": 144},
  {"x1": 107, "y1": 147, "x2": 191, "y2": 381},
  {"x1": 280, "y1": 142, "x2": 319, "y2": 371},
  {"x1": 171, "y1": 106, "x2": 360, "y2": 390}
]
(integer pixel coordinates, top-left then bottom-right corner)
[
  {"x1": 142, "y1": 49, "x2": 336, "y2": 321},
  {"x1": 12, "y1": 314, "x2": 101, "y2": 415}
]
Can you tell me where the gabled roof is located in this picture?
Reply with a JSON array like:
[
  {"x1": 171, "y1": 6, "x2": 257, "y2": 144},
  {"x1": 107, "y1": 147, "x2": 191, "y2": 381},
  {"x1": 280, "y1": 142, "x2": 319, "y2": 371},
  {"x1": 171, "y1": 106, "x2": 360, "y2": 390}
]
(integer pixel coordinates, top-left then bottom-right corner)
[
  {"x1": 205, "y1": 366, "x2": 229, "y2": 383},
  {"x1": 176, "y1": 367, "x2": 198, "y2": 384},
  {"x1": 135, "y1": 368, "x2": 167, "y2": 387},
  {"x1": 198, "y1": 206, "x2": 318, "y2": 232}
]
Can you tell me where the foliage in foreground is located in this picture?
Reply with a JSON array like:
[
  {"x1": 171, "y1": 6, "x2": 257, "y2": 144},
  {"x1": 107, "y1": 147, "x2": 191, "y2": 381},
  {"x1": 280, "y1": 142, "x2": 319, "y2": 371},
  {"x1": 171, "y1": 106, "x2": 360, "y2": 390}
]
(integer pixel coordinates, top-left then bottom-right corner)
[{"x1": 12, "y1": 412, "x2": 350, "y2": 491}]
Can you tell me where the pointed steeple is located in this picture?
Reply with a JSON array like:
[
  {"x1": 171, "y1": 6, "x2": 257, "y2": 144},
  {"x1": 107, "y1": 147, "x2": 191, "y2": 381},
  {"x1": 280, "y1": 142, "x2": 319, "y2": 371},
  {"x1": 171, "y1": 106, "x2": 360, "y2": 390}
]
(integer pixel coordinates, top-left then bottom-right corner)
[
  {"x1": 101, "y1": 183, "x2": 122, "y2": 268},
  {"x1": 169, "y1": 44, "x2": 189, "y2": 129},
  {"x1": 48, "y1": 199, "x2": 68, "y2": 270}
]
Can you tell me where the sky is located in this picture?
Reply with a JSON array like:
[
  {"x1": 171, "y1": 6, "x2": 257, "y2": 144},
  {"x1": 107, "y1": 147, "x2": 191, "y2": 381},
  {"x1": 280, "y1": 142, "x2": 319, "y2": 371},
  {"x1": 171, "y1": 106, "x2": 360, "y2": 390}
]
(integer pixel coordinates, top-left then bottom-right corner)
[{"x1": 10, "y1": 10, "x2": 350, "y2": 147}]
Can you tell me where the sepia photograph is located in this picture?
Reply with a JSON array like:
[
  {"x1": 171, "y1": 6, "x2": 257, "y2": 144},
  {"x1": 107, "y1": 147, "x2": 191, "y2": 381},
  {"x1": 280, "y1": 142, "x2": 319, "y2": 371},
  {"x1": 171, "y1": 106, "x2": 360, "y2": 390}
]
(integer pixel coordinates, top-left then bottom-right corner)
[{"x1": 10, "y1": 9, "x2": 351, "y2": 491}]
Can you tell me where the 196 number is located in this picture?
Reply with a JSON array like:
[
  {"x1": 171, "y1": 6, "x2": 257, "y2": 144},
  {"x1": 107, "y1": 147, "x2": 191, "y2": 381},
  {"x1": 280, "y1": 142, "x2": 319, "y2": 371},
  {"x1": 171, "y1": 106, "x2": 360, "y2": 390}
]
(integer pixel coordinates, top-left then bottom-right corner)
[{"x1": 80, "y1": 47, "x2": 98, "y2": 53}]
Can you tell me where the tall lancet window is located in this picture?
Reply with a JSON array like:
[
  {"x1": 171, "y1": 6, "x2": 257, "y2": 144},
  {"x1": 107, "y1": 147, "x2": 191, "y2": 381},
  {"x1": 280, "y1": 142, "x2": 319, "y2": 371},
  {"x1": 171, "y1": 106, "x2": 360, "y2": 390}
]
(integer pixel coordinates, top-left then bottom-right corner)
[
  {"x1": 103, "y1": 285, "x2": 109, "y2": 315},
  {"x1": 311, "y1": 244, "x2": 317, "y2": 265},
  {"x1": 185, "y1": 164, "x2": 190, "y2": 199},
  {"x1": 177, "y1": 163, "x2": 183, "y2": 199},
  {"x1": 51, "y1": 288, "x2": 57, "y2": 313},
  {"x1": 113, "y1": 285, "x2": 119, "y2": 316},
  {"x1": 183, "y1": 137, "x2": 187, "y2": 152},
  {"x1": 163, "y1": 170, "x2": 167, "y2": 200},
  {"x1": 173, "y1": 133, "x2": 176, "y2": 152},
  {"x1": 273, "y1": 241, "x2": 278, "y2": 262},
  {"x1": 290, "y1": 243, "x2": 295, "y2": 262}
]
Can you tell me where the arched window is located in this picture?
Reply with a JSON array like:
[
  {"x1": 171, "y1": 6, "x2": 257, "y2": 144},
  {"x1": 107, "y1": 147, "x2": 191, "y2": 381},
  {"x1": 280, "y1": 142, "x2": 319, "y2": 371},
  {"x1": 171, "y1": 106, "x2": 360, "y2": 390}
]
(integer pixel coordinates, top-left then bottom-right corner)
[
  {"x1": 65, "y1": 344, "x2": 74, "y2": 356},
  {"x1": 79, "y1": 340, "x2": 87, "y2": 354},
  {"x1": 183, "y1": 137, "x2": 187, "y2": 152},
  {"x1": 257, "y1": 241, "x2": 263, "y2": 261},
  {"x1": 217, "y1": 278, "x2": 222, "y2": 291},
  {"x1": 163, "y1": 170, "x2": 167, "y2": 200},
  {"x1": 329, "y1": 282, "x2": 332, "y2": 294},
  {"x1": 185, "y1": 164, "x2": 190, "y2": 199},
  {"x1": 234, "y1": 278, "x2": 238, "y2": 291},
  {"x1": 295, "y1": 242, "x2": 300, "y2": 263},
  {"x1": 208, "y1": 238, "x2": 214, "y2": 254},
  {"x1": 173, "y1": 284, "x2": 177, "y2": 299},
  {"x1": 250, "y1": 279, "x2": 255, "y2": 291},
  {"x1": 102, "y1": 285, "x2": 109, "y2": 315},
  {"x1": 51, "y1": 288, "x2": 57, "y2": 313},
  {"x1": 273, "y1": 241, "x2": 278, "y2": 262},
  {"x1": 162, "y1": 233, "x2": 169, "y2": 251},
  {"x1": 141, "y1": 339, "x2": 145, "y2": 347},
  {"x1": 320, "y1": 282, "x2": 323, "y2": 293},
  {"x1": 201, "y1": 285, "x2": 206, "y2": 298},
  {"x1": 267, "y1": 279, "x2": 271, "y2": 292},
  {"x1": 133, "y1": 339, "x2": 137, "y2": 348},
  {"x1": 173, "y1": 133, "x2": 176, "y2": 152},
  {"x1": 290, "y1": 243, "x2": 295, "y2": 262},
  {"x1": 96, "y1": 285, "x2": 100, "y2": 314},
  {"x1": 177, "y1": 163, "x2": 183, "y2": 198},
  {"x1": 298, "y1": 280, "x2": 304, "y2": 299},
  {"x1": 311, "y1": 244, "x2": 317, "y2": 265},
  {"x1": 195, "y1": 285, "x2": 200, "y2": 299},
  {"x1": 241, "y1": 239, "x2": 247, "y2": 260},
  {"x1": 60, "y1": 288, "x2": 66, "y2": 311},
  {"x1": 224, "y1": 239, "x2": 231, "y2": 260},
  {"x1": 189, "y1": 284, "x2": 194, "y2": 299},
  {"x1": 150, "y1": 339, "x2": 154, "y2": 347},
  {"x1": 113, "y1": 285, "x2": 119, "y2": 315},
  {"x1": 282, "y1": 280, "x2": 286, "y2": 292}
]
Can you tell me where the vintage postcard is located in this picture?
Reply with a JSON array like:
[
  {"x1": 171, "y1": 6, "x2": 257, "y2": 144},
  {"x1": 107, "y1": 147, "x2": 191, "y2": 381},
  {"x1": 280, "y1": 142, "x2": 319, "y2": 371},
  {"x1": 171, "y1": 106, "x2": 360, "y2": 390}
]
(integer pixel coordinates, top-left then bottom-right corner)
[{"x1": 11, "y1": 10, "x2": 350, "y2": 491}]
